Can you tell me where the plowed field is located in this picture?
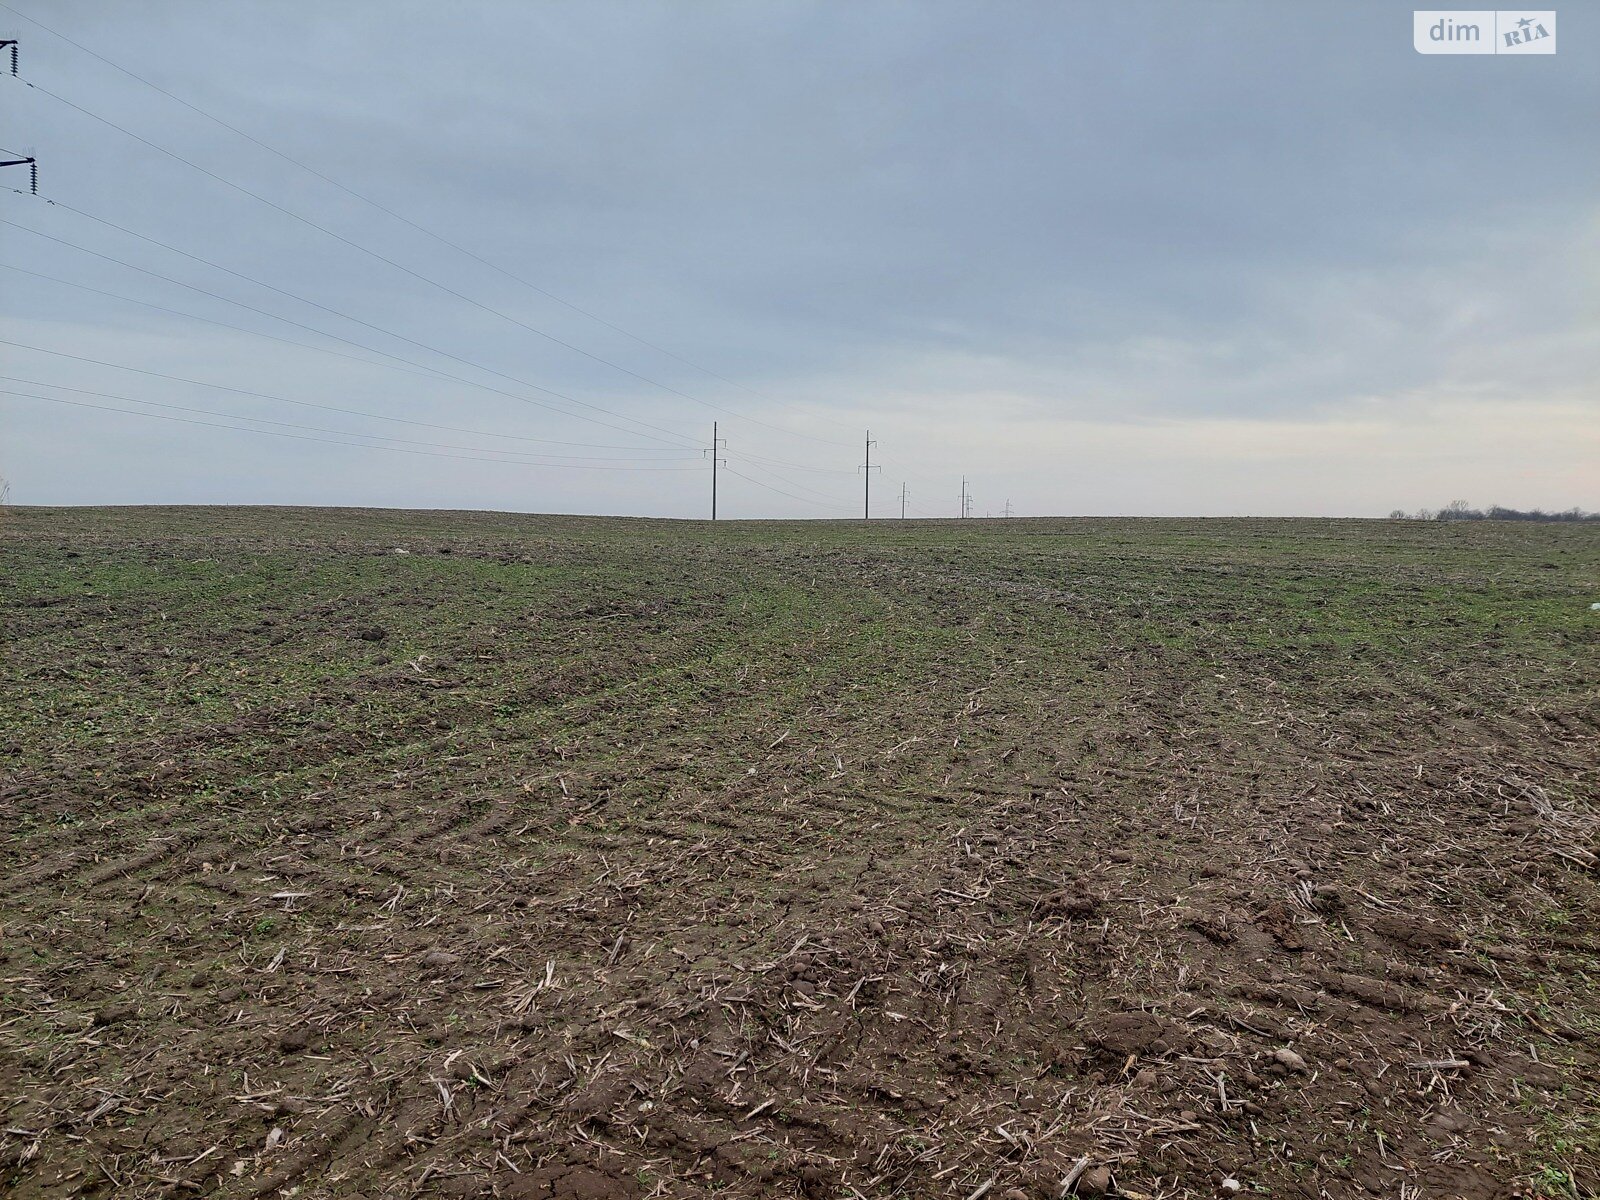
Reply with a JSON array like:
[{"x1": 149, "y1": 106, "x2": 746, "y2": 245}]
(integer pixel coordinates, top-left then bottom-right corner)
[{"x1": 2, "y1": 507, "x2": 1596, "y2": 1199}]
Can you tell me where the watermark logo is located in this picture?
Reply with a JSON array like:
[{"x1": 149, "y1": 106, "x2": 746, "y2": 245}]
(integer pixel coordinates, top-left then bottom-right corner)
[{"x1": 1414, "y1": 10, "x2": 1556, "y2": 53}]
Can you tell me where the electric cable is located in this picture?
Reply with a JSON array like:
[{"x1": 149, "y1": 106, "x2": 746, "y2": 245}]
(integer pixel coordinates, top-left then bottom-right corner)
[
  {"x1": 1, "y1": 387, "x2": 710, "y2": 471},
  {"x1": 0, "y1": 0, "x2": 857, "y2": 449}
]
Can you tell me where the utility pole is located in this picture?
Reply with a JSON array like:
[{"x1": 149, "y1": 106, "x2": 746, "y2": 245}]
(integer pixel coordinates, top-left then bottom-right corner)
[
  {"x1": 960, "y1": 477, "x2": 966, "y2": 518},
  {"x1": 900, "y1": 482, "x2": 907, "y2": 521},
  {"x1": 860, "y1": 430, "x2": 880, "y2": 520},
  {"x1": 1002, "y1": 499, "x2": 1013, "y2": 518},
  {"x1": 0, "y1": 43, "x2": 34, "y2": 195},
  {"x1": 704, "y1": 422, "x2": 727, "y2": 519}
]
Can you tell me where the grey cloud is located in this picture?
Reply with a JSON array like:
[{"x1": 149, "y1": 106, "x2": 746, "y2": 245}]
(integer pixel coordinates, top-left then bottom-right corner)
[{"x1": 1, "y1": 0, "x2": 1595, "y2": 516}]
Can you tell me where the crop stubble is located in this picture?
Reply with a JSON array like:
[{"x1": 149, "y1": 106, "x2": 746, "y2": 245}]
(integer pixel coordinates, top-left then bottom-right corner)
[{"x1": 1, "y1": 507, "x2": 1596, "y2": 1198}]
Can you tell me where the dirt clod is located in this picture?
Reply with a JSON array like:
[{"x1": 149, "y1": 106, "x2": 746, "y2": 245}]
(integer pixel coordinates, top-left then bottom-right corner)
[
  {"x1": 1271, "y1": 1047, "x2": 1308, "y2": 1073},
  {"x1": 1075, "y1": 1165, "x2": 1112, "y2": 1196},
  {"x1": 1309, "y1": 884, "x2": 1344, "y2": 912},
  {"x1": 1085, "y1": 1011, "x2": 1186, "y2": 1059}
]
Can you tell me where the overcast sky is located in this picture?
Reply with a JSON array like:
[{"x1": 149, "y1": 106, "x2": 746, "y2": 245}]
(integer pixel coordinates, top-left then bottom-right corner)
[{"x1": 1, "y1": 1, "x2": 1595, "y2": 518}]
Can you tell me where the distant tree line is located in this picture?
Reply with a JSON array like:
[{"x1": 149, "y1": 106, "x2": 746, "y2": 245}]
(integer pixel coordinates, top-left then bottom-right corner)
[{"x1": 1389, "y1": 500, "x2": 1598, "y2": 522}]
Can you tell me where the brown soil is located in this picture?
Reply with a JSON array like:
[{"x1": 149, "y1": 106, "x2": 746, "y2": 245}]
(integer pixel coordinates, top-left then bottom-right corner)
[{"x1": 1, "y1": 507, "x2": 1596, "y2": 1199}]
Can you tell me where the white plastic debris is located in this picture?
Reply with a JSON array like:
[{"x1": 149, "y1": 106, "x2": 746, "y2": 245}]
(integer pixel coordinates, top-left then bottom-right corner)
[
  {"x1": 1591, "y1": 602, "x2": 1600, "y2": 610},
  {"x1": 392, "y1": 547, "x2": 411, "y2": 555}
]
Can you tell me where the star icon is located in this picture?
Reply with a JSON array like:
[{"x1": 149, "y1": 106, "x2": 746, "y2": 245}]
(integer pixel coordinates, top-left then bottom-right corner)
[{"x1": 1517, "y1": 16, "x2": 1533, "y2": 29}]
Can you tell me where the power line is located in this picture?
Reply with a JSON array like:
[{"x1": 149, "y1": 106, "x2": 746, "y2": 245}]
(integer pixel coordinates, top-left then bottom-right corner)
[
  {"x1": 721, "y1": 467, "x2": 856, "y2": 514},
  {"x1": 8, "y1": 201, "x2": 860, "y2": 476},
  {"x1": 0, "y1": 1, "x2": 857, "y2": 450},
  {"x1": 0, "y1": 388, "x2": 710, "y2": 471},
  {"x1": 4, "y1": 211, "x2": 869, "y2": 504},
  {"x1": 874, "y1": 448, "x2": 950, "y2": 519},
  {"x1": 0, "y1": 340, "x2": 695, "y2": 452},
  {"x1": 0, "y1": 205, "x2": 692, "y2": 447},
  {"x1": 2, "y1": 258, "x2": 442, "y2": 380},
  {"x1": 0, "y1": 259, "x2": 586, "y2": 411},
  {"x1": 0, "y1": 261, "x2": 712, "y2": 451},
  {"x1": 0, "y1": 377, "x2": 703, "y2": 463},
  {"x1": 4, "y1": 68, "x2": 854, "y2": 449},
  {"x1": 0, "y1": 27, "x2": 900, "y2": 514},
  {"x1": 2, "y1": 202, "x2": 699, "y2": 447},
  {"x1": 729, "y1": 449, "x2": 855, "y2": 476},
  {"x1": 2, "y1": 340, "x2": 860, "y2": 515},
  {"x1": 722, "y1": 452, "x2": 853, "y2": 506}
]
